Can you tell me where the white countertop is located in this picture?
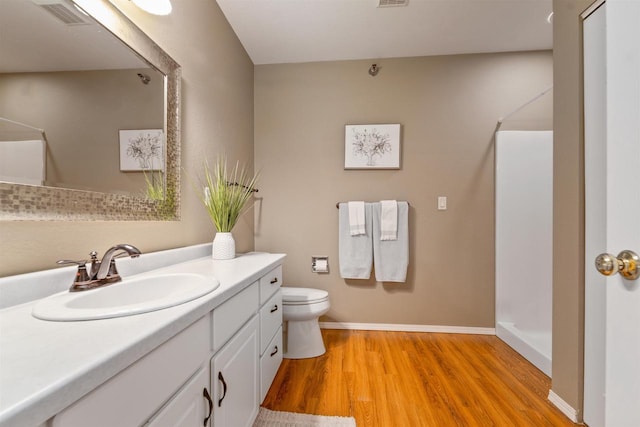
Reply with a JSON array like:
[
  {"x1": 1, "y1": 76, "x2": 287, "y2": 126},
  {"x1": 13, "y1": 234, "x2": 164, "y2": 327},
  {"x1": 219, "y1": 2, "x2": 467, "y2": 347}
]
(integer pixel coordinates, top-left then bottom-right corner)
[{"x1": 0, "y1": 252, "x2": 285, "y2": 427}]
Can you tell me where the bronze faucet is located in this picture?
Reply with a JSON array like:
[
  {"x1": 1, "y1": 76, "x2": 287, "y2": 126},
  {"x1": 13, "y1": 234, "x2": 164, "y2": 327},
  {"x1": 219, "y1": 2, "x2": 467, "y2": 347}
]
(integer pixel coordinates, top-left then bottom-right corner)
[{"x1": 57, "y1": 244, "x2": 142, "y2": 292}]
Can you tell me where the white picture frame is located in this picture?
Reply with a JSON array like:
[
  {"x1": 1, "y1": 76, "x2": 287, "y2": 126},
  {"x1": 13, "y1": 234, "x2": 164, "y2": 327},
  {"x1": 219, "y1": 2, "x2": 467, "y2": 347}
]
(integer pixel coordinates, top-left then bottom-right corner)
[
  {"x1": 119, "y1": 129, "x2": 164, "y2": 171},
  {"x1": 344, "y1": 124, "x2": 401, "y2": 169}
]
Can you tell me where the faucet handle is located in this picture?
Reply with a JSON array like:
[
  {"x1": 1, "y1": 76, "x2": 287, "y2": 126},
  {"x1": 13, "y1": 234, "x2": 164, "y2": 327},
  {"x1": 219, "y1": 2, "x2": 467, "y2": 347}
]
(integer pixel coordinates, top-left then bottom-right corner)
[
  {"x1": 57, "y1": 259, "x2": 91, "y2": 286},
  {"x1": 57, "y1": 259, "x2": 87, "y2": 267}
]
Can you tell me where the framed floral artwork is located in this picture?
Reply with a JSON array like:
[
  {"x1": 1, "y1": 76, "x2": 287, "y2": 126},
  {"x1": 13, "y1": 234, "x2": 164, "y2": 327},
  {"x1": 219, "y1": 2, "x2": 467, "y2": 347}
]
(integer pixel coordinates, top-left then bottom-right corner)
[
  {"x1": 119, "y1": 129, "x2": 164, "y2": 171},
  {"x1": 344, "y1": 124, "x2": 401, "y2": 169}
]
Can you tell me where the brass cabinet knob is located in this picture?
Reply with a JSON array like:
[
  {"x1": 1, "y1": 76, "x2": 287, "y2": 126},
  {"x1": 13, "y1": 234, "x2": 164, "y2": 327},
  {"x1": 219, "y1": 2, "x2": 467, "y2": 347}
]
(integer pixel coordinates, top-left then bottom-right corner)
[{"x1": 595, "y1": 250, "x2": 639, "y2": 280}]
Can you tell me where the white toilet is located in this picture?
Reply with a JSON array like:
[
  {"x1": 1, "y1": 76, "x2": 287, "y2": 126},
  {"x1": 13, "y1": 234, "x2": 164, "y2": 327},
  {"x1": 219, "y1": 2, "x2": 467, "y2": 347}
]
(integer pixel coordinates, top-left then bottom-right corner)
[{"x1": 281, "y1": 287, "x2": 330, "y2": 359}]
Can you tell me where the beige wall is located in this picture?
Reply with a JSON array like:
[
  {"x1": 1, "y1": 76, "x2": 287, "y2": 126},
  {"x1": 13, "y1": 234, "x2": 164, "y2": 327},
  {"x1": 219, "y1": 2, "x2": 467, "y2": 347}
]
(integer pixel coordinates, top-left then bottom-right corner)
[
  {"x1": 0, "y1": 68, "x2": 163, "y2": 194},
  {"x1": 551, "y1": 0, "x2": 592, "y2": 417},
  {"x1": 255, "y1": 52, "x2": 552, "y2": 327},
  {"x1": 0, "y1": 0, "x2": 255, "y2": 277}
]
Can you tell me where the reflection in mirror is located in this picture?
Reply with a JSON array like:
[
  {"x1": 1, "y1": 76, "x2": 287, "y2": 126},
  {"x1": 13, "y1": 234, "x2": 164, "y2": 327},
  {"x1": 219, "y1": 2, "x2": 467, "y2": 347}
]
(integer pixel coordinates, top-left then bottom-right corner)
[{"x1": 0, "y1": 0, "x2": 181, "y2": 220}]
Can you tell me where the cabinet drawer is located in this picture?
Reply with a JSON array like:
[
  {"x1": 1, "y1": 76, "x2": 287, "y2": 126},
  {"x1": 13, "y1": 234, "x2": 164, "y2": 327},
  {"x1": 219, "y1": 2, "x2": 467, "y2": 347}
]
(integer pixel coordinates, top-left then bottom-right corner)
[
  {"x1": 260, "y1": 325, "x2": 283, "y2": 403},
  {"x1": 213, "y1": 282, "x2": 259, "y2": 352},
  {"x1": 260, "y1": 290, "x2": 282, "y2": 354},
  {"x1": 259, "y1": 265, "x2": 282, "y2": 305}
]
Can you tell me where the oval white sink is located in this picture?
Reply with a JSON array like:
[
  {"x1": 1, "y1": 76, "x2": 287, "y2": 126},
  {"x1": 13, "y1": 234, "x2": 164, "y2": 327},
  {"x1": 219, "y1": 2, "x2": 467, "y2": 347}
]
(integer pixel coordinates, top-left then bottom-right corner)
[{"x1": 32, "y1": 273, "x2": 219, "y2": 321}]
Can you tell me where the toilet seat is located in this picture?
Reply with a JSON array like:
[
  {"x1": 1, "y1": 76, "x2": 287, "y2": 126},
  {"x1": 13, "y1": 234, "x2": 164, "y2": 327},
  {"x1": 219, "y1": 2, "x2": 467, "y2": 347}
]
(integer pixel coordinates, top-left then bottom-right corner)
[{"x1": 282, "y1": 287, "x2": 328, "y2": 305}]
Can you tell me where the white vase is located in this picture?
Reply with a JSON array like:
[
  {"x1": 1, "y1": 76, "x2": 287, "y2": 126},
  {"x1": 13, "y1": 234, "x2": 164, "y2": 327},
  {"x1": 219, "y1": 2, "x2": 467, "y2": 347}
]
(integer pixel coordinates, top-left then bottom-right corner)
[{"x1": 212, "y1": 232, "x2": 236, "y2": 260}]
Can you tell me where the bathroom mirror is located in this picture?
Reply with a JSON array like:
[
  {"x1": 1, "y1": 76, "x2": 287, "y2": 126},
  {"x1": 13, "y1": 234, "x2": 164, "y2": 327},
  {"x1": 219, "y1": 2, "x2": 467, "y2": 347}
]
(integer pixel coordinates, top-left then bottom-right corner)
[{"x1": 0, "y1": 0, "x2": 181, "y2": 220}]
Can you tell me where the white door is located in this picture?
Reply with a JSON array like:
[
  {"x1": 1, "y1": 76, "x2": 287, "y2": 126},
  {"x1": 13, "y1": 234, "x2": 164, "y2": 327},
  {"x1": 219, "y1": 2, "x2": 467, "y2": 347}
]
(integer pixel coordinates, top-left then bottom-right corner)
[{"x1": 583, "y1": 1, "x2": 640, "y2": 426}]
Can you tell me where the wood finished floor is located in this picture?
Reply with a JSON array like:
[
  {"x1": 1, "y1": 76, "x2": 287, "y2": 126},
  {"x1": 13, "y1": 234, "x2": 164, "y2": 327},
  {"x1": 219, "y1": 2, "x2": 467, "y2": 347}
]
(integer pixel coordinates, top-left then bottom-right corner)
[{"x1": 262, "y1": 329, "x2": 579, "y2": 427}]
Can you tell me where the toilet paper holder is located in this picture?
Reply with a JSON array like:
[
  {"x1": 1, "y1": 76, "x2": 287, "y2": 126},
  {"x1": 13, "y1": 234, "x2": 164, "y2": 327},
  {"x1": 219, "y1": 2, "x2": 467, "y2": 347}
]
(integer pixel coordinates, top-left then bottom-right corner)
[{"x1": 311, "y1": 256, "x2": 329, "y2": 274}]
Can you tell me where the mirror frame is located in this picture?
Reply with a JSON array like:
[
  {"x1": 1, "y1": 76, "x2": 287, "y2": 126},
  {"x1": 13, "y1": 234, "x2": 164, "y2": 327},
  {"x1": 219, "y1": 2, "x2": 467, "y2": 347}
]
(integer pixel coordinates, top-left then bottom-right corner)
[{"x1": 0, "y1": 0, "x2": 181, "y2": 221}]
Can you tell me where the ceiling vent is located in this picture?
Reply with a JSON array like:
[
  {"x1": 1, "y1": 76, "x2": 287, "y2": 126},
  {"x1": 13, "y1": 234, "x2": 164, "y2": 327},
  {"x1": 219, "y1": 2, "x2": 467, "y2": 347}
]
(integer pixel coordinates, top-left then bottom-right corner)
[
  {"x1": 31, "y1": 0, "x2": 92, "y2": 25},
  {"x1": 378, "y1": 0, "x2": 409, "y2": 7}
]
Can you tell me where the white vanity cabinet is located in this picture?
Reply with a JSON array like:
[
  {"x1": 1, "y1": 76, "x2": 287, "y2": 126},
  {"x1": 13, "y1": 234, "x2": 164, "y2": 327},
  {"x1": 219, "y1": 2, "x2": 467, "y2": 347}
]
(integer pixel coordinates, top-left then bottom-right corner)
[
  {"x1": 0, "y1": 251, "x2": 291, "y2": 427},
  {"x1": 48, "y1": 259, "x2": 284, "y2": 427}
]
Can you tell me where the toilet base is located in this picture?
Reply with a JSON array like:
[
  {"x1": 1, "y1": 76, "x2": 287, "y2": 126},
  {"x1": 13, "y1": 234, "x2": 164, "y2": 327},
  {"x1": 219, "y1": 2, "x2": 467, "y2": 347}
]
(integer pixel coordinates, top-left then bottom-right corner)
[{"x1": 284, "y1": 318, "x2": 326, "y2": 359}]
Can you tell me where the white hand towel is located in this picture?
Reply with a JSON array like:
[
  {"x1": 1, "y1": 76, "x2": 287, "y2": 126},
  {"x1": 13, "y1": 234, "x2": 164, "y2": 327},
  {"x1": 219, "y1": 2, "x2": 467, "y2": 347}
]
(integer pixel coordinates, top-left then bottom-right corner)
[
  {"x1": 348, "y1": 201, "x2": 366, "y2": 236},
  {"x1": 380, "y1": 200, "x2": 398, "y2": 241},
  {"x1": 339, "y1": 203, "x2": 373, "y2": 279},
  {"x1": 372, "y1": 201, "x2": 409, "y2": 282}
]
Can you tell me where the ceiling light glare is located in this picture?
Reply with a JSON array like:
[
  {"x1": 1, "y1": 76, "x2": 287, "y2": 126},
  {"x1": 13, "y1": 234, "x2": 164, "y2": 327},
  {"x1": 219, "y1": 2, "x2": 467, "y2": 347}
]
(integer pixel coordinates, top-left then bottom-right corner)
[
  {"x1": 547, "y1": 11, "x2": 554, "y2": 23},
  {"x1": 131, "y1": 0, "x2": 172, "y2": 15}
]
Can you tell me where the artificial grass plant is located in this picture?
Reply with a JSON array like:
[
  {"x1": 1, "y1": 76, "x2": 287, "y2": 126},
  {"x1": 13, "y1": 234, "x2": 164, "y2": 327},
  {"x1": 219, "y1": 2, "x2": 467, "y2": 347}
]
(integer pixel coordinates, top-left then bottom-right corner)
[{"x1": 199, "y1": 157, "x2": 259, "y2": 232}]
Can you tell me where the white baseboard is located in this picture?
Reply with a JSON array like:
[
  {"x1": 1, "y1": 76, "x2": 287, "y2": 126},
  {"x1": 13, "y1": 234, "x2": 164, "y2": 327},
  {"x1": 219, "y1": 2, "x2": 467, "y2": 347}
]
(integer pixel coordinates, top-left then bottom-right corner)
[
  {"x1": 319, "y1": 321, "x2": 495, "y2": 335},
  {"x1": 495, "y1": 322, "x2": 551, "y2": 377},
  {"x1": 548, "y1": 390, "x2": 581, "y2": 423}
]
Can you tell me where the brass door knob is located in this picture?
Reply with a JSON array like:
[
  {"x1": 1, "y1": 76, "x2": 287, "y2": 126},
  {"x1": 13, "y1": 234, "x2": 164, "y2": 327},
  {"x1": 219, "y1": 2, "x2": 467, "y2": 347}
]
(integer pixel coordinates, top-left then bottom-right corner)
[{"x1": 595, "y1": 250, "x2": 639, "y2": 280}]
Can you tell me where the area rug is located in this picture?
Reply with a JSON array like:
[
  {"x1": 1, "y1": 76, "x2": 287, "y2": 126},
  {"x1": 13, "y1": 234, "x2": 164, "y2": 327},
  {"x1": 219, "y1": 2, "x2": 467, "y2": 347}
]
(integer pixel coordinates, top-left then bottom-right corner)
[{"x1": 253, "y1": 407, "x2": 356, "y2": 427}]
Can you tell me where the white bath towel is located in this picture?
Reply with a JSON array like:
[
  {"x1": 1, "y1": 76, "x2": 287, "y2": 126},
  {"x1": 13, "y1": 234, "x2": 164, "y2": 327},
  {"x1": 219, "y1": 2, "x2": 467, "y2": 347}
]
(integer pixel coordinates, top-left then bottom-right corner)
[
  {"x1": 372, "y1": 201, "x2": 409, "y2": 282},
  {"x1": 0, "y1": 139, "x2": 45, "y2": 185},
  {"x1": 380, "y1": 200, "x2": 398, "y2": 241},
  {"x1": 348, "y1": 201, "x2": 366, "y2": 236},
  {"x1": 339, "y1": 202, "x2": 373, "y2": 279}
]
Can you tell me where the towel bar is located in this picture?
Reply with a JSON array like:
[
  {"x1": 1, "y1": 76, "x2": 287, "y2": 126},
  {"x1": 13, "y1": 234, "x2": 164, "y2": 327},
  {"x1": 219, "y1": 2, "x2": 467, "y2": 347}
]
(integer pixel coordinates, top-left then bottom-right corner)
[{"x1": 335, "y1": 201, "x2": 409, "y2": 208}]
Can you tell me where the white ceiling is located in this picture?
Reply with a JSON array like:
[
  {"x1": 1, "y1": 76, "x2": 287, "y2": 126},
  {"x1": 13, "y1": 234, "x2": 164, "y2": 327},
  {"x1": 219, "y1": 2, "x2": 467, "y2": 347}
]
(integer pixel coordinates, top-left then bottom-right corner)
[{"x1": 216, "y1": 0, "x2": 553, "y2": 65}]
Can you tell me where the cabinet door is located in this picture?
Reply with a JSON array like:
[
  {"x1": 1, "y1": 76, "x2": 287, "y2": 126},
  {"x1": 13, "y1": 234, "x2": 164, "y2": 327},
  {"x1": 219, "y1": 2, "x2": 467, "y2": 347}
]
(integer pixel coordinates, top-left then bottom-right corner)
[
  {"x1": 211, "y1": 315, "x2": 259, "y2": 427},
  {"x1": 145, "y1": 367, "x2": 211, "y2": 427},
  {"x1": 53, "y1": 316, "x2": 209, "y2": 427}
]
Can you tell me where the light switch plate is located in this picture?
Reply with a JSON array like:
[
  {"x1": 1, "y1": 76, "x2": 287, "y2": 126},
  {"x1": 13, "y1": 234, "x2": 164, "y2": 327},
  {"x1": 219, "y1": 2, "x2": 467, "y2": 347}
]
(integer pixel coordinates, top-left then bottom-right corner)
[
  {"x1": 438, "y1": 196, "x2": 447, "y2": 210},
  {"x1": 311, "y1": 256, "x2": 329, "y2": 273}
]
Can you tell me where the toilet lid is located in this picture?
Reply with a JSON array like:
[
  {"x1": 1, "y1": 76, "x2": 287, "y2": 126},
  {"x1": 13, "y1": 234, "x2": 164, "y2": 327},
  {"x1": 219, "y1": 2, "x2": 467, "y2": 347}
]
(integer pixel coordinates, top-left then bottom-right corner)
[{"x1": 281, "y1": 287, "x2": 328, "y2": 304}]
